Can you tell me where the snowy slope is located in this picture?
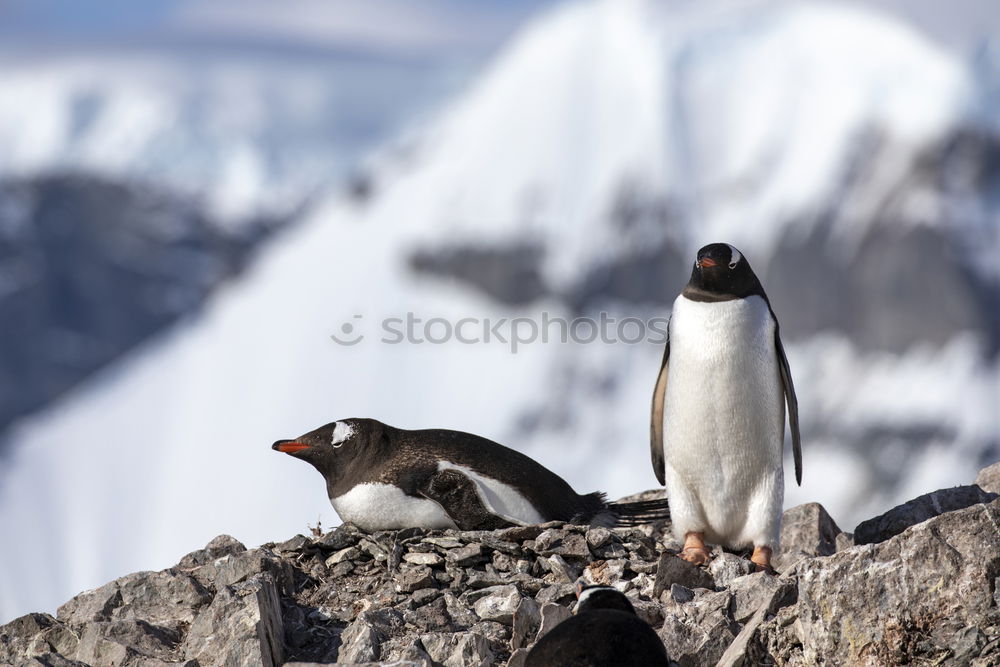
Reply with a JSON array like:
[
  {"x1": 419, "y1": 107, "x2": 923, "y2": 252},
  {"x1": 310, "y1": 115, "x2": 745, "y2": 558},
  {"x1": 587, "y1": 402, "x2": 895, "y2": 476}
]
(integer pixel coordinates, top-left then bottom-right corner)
[
  {"x1": 0, "y1": 51, "x2": 457, "y2": 222},
  {"x1": 1, "y1": 0, "x2": 998, "y2": 623}
]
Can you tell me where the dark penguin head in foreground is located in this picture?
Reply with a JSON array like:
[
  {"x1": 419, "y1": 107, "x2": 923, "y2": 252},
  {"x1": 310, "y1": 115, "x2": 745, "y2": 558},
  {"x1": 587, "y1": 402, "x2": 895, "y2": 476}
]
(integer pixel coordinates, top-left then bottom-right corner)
[
  {"x1": 525, "y1": 584, "x2": 670, "y2": 667},
  {"x1": 273, "y1": 418, "x2": 671, "y2": 532},
  {"x1": 684, "y1": 242, "x2": 767, "y2": 301}
]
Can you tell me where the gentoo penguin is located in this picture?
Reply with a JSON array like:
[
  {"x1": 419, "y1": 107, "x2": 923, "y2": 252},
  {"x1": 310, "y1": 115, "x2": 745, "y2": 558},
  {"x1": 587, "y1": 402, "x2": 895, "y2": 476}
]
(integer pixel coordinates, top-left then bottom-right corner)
[
  {"x1": 524, "y1": 583, "x2": 670, "y2": 667},
  {"x1": 272, "y1": 418, "x2": 670, "y2": 532},
  {"x1": 650, "y1": 242, "x2": 802, "y2": 571}
]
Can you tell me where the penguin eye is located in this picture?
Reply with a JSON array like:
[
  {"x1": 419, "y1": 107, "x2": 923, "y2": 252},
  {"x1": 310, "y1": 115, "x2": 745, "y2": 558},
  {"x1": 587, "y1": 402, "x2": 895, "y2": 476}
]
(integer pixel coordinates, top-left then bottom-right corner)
[
  {"x1": 726, "y1": 244, "x2": 742, "y2": 269},
  {"x1": 330, "y1": 421, "x2": 354, "y2": 448}
]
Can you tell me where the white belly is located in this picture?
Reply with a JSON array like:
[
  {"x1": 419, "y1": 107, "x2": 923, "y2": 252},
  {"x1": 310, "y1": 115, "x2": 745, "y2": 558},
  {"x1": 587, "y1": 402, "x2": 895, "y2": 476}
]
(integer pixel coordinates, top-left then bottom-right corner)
[
  {"x1": 662, "y1": 294, "x2": 785, "y2": 545},
  {"x1": 331, "y1": 483, "x2": 457, "y2": 532}
]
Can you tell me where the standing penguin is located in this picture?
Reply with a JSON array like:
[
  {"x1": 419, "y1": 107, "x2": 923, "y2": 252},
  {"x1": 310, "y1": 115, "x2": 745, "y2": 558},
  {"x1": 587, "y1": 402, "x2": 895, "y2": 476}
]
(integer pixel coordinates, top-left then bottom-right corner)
[{"x1": 650, "y1": 243, "x2": 801, "y2": 571}]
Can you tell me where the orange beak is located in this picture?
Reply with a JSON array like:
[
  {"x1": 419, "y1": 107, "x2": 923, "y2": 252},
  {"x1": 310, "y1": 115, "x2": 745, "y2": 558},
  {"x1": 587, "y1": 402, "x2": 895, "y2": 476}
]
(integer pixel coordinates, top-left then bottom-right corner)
[
  {"x1": 698, "y1": 257, "x2": 718, "y2": 268},
  {"x1": 272, "y1": 440, "x2": 310, "y2": 454}
]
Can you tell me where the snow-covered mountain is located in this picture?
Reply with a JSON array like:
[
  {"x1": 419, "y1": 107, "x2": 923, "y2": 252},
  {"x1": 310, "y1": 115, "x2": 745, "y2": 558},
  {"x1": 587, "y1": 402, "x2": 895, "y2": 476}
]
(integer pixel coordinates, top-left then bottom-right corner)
[
  {"x1": 0, "y1": 50, "x2": 459, "y2": 223},
  {"x1": 2, "y1": 0, "x2": 998, "y2": 624}
]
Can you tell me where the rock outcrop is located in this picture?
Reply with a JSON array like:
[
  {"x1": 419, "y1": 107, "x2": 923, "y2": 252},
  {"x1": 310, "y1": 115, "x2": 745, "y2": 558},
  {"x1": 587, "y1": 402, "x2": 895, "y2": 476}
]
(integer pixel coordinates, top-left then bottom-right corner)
[{"x1": 3, "y1": 469, "x2": 1000, "y2": 666}]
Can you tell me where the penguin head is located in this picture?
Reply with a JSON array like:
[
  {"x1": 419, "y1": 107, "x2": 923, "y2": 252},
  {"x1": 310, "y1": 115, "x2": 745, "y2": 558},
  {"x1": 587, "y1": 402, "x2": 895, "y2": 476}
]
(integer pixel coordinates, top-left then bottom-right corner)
[
  {"x1": 574, "y1": 582, "x2": 637, "y2": 616},
  {"x1": 272, "y1": 418, "x2": 383, "y2": 485},
  {"x1": 686, "y1": 242, "x2": 764, "y2": 300}
]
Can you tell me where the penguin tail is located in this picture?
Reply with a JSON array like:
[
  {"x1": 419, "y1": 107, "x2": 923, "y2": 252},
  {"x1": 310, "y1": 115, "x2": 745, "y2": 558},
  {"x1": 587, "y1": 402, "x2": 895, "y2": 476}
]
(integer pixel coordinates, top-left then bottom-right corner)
[
  {"x1": 569, "y1": 495, "x2": 671, "y2": 528},
  {"x1": 602, "y1": 498, "x2": 672, "y2": 527}
]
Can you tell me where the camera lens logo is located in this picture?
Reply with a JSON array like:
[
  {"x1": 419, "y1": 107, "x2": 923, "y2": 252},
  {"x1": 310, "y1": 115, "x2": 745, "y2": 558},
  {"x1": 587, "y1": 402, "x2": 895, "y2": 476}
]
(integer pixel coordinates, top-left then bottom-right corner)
[{"x1": 330, "y1": 315, "x2": 364, "y2": 346}]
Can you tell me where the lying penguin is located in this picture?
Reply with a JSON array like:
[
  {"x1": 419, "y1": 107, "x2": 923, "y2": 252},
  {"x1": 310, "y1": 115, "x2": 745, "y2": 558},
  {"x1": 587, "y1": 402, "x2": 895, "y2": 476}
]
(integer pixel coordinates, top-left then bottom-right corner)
[
  {"x1": 273, "y1": 418, "x2": 670, "y2": 531},
  {"x1": 650, "y1": 242, "x2": 802, "y2": 571},
  {"x1": 525, "y1": 583, "x2": 670, "y2": 667}
]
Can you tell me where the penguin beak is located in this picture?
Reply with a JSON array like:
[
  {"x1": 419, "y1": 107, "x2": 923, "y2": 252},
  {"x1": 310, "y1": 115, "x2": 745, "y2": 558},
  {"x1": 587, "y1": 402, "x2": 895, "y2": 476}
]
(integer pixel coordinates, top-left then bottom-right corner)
[
  {"x1": 272, "y1": 440, "x2": 311, "y2": 454},
  {"x1": 697, "y1": 257, "x2": 718, "y2": 268}
]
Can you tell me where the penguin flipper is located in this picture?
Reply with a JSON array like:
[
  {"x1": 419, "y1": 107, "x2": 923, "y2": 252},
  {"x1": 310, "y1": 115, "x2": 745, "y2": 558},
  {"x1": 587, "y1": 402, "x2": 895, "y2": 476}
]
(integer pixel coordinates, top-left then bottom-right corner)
[
  {"x1": 650, "y1": 336, "x2": 670, "y2": 486},
  {"x1": 775, "y1": 329, "x2": 802, "y2": 486},
  {"x1": 417, "y1": 469, "x2": 514, "y2": 531}
]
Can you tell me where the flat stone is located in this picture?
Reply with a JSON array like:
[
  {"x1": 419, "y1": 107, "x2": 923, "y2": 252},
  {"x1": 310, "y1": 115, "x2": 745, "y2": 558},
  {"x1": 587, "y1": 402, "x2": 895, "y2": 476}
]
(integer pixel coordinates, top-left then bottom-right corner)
[
  {"x1": 653, "y1": 553, "x2": 715, "y2": 597},
  {"x1": 326, "y1": 546, "x2": 361, "y2": 566},
  {"x1": 403, "y1": 551, "x2": 445, "y2": 566},
  {"x1": 533, "y1": 529, "x2": 591, "y2": 559},
  {"x1": 727, "y1": 572, "x2": 796, "y2": 623},
  {"x1": 423, "y1": 537, "x2": 464, "y2": 549},
  {"x1": 447, "y1": 544, "x2": 486, "y2": 566},
  {"x1": 472, "y1": 585, "x2": 522, "y2": 625}
]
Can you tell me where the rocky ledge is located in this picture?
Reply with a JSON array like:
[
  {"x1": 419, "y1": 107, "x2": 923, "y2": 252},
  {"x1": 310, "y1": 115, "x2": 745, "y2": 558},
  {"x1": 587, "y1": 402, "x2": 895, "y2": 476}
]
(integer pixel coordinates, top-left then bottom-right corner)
[{"x1": 3, "y1": 463, "x2": 999, "y2": 667}]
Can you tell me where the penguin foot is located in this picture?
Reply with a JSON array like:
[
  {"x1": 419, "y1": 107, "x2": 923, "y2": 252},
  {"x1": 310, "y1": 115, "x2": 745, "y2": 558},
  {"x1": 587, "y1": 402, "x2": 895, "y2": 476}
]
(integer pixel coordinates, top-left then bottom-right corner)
[
  {"x1": 750, "y1": 545, "x2": 774, "y2": 573},
  {"x1": 679, "y1": 532, "x2": 711, "y2": 566}
]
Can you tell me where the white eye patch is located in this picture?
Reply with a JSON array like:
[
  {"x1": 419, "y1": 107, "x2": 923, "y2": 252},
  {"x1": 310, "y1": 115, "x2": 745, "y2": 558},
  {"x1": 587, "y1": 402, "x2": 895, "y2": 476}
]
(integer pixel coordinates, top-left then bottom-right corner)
[
  {"x1": 727, "y1": 244, "x2": 742, "y2": 269},
  {"x1": 331, "y1": 421, "x2": 355, "y2": 448}
]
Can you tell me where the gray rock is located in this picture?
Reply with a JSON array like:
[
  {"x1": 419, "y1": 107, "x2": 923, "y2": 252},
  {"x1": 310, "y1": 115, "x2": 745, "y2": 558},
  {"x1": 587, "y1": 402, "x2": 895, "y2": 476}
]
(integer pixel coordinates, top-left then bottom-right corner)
[
  {"x1": 423, "y1": 537, "x2": 464, "y2": 549},
  {"x1": 658, "y1": 590, "x2": 737, "y2": 667},
  {"x1": 0, "y1": 613, "x2": 79, "y2": 663},
  {"x1": 539, "y1": 554, "x2": 578, "y2": 583},
  {"x1": 533, "y1": 529, "x2": 591, "y2": 559},
  {"x1": 211, "y1": 549, "x2": 293, "y2": 594},
  {"x1": 854, "y1": 484, "x2": 998, "y2": 544},
  {"x1": 182, "y1": 573, "x2": 284, "y2": 667},
  {"x1": 56, "y1": 581, "x2": 122, "y2": 625},
  {"x1": 726, "y1": 572, "x2": 796, "y2": 623},
  {"x1": 975, "y1": 461, "x2": 1000, "y2": 494},
  {"x1": 653, "y1": 553, "x2": 715, "y2": 597},
  {"x1": 507, "y1": 647, "x2": 530, "y2": 667},
  {"x1": 511, "y1": 596, "x2": 541, "y2": 650},
  {"x1": 395, "y1": 565, "x2": 436, "y2": 593},
  {"x1": 585, "y1": 526, "x2": 613, "y2": 551},
  {"x1": 325, "y1": 546, "x2": 361, "y2": 566},
  {"x1": 420, "y1": 632, "x2": 494, "y2": 667},
  {"x1": 404, "y1": 596, "x2": 451, "y2": 633},
  {"x1": 18, "y1": 655, "x2": 91, "y2": 667},
  {"x1": 447, "y1": 544, "x2": 486, "y2": 566},
  {"x1": 763, "y1": 498, "x2": 1000, "y2": 664},
  {"x1": 176, "y1": 534, "x2": 247, "y2": 569},
  {"x1": 472, "y1": 585, "x2": 522, "y2": 625},
  {"x1": 338, "y1": 613, "x2": 386, "y2": 663},
  {"x1": 314, "y1": 523, "x2": 364, "y2": 551},
  {"x1": 73, "y1": 619, "x2": 180, "y2": 665},
  {"x1": 780, "y1": 502, "x2": 844, "y2": 557},
  {"x1": 670, "y1": 584, "x2": 695, "y2": 603},
  {"x1": 403, "y1": 551, "x2": 445, "y2": 566},
  {"x1": 534, "y1": 583, "x2": 576, "y2": 606},
  {"x1": 707, "y1": 552, "x2": 753, "y2": 588},
  {"x1": 536, "y1": 603, "x2": 571, "y2": 640}
]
